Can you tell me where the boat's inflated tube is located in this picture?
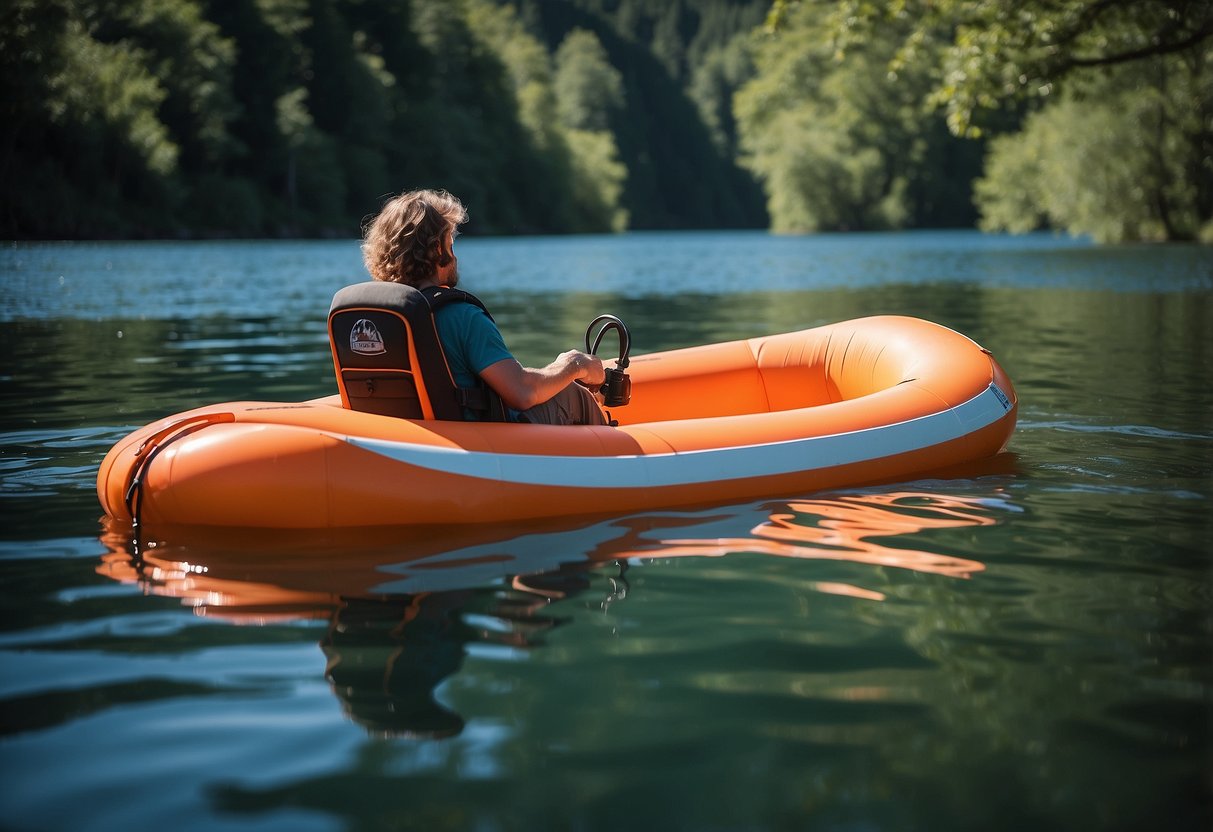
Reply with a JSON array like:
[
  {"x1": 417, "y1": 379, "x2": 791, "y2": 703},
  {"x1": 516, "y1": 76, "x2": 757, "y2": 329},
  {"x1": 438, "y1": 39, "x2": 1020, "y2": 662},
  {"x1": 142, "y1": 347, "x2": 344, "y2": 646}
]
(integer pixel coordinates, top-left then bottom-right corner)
[{"x1": 97, "y1": 316, "x2": 1017, "y2": 530}]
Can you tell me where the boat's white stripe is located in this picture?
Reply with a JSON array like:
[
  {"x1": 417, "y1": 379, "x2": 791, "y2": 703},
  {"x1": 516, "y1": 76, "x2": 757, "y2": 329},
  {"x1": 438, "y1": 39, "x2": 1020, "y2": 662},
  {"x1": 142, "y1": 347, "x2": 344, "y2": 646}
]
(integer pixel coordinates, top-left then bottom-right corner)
[{"x1": 344, "y1": 384, "x2": 1011, "y2": 489}]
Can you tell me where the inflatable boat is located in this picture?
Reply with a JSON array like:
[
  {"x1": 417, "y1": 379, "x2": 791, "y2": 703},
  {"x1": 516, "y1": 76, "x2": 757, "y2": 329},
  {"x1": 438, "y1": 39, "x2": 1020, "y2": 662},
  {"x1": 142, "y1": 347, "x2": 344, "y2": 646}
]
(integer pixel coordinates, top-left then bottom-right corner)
[{"x1": 96, "y1": 315, "x2": 1017, "y2": 531}]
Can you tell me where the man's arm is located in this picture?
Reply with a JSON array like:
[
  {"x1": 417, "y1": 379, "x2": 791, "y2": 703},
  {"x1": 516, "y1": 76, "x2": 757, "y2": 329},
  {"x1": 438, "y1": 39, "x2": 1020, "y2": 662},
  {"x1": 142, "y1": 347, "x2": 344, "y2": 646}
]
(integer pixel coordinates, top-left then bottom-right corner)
[{"x1": 479, "y1": 350, "x2": 605, "y2": 412}]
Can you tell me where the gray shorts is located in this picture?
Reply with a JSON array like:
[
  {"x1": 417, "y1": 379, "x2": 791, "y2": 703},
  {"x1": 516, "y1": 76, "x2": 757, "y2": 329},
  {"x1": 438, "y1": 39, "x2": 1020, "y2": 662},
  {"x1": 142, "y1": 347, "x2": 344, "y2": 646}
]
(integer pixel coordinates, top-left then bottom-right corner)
[{"x1": 517, "y1": 383, "x2": 608, "y2": 426}]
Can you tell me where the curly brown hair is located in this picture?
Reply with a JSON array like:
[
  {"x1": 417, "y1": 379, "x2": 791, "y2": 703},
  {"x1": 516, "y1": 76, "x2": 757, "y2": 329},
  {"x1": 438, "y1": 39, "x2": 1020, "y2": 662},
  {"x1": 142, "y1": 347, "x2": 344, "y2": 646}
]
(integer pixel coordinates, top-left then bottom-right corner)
[{"x1": 361, "y1": 190, "x2": 468, "y2": 286}]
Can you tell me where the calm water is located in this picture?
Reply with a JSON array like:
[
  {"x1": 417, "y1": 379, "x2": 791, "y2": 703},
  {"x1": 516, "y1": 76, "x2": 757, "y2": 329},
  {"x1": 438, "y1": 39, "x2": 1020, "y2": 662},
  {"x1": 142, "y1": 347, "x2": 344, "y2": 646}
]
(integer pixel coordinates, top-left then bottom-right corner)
[{"x1": 2, "y1": 231, "x2": 1211, "y2": 831}]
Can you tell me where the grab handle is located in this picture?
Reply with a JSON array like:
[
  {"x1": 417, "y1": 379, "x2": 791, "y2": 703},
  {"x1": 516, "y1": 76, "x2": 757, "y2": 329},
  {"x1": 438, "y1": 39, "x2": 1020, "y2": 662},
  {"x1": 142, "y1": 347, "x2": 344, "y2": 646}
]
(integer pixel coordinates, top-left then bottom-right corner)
[{"x1": 585, "y1": 315, "x2": 631, "y2": 408}]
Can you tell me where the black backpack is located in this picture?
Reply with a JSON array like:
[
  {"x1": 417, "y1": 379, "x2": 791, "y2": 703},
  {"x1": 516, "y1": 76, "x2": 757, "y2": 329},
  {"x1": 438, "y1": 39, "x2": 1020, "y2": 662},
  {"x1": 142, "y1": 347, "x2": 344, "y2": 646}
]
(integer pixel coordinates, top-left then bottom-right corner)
[{"x1": 328, "y1": 281, "x2": 507, "y2": 421}]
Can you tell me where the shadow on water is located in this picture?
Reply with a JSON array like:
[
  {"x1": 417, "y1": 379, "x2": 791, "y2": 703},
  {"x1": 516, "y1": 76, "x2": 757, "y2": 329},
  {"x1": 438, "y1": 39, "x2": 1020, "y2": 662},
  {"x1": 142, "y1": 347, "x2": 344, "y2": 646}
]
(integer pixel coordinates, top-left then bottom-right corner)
[{"x1": 96, "y1": 466, "x2": 1017, "y2": 741}]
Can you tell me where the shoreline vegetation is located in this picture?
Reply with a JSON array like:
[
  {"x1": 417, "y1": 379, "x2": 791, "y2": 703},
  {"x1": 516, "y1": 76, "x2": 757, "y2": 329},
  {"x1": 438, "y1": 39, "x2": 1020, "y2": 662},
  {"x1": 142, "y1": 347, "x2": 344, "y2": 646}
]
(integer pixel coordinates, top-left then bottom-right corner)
[{"x1": 2, "y1": 0, "x2": 1210, "y2": 243}]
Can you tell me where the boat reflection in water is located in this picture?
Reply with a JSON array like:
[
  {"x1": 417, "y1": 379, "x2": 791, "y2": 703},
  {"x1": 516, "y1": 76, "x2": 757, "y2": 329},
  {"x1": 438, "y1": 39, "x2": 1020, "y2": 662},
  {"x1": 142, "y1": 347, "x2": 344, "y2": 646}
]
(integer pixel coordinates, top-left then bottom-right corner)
[
  {"x1": 98, "y1": 482, "x2": 1011, "y2": 739},
  {"x1": 630, "y1": 491, "x2": 994, "y2": 602}
]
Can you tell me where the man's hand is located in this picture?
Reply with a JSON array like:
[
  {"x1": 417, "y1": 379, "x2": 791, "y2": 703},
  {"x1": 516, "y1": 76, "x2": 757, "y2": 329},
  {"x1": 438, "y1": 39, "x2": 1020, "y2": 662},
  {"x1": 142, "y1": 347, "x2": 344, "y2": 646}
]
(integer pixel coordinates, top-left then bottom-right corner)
[{"x1": 558, "y1": 350, "x2": 606, "y2": 387}]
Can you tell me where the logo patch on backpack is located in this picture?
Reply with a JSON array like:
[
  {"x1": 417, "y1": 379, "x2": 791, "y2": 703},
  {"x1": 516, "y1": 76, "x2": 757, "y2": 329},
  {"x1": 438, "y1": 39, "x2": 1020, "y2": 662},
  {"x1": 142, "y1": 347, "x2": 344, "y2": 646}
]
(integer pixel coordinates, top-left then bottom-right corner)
[{"x1": 350, "y1": 319, "x2": 386, "y2": 355}]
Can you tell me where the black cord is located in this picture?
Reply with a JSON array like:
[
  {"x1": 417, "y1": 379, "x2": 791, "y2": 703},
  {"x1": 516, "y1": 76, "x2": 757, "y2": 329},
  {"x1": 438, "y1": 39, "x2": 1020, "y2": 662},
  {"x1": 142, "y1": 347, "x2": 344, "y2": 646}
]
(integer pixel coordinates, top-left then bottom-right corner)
[{"x1": 122, "y1": 413, "x2": 234, "y2": 557}]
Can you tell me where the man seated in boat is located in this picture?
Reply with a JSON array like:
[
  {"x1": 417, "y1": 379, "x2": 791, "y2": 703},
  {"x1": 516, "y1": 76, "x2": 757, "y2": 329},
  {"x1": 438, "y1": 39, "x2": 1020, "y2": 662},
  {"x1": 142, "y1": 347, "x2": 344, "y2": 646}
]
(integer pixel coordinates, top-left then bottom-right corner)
[{"x1": 361, "y1": 189, "x2": 608, "y2": 425}]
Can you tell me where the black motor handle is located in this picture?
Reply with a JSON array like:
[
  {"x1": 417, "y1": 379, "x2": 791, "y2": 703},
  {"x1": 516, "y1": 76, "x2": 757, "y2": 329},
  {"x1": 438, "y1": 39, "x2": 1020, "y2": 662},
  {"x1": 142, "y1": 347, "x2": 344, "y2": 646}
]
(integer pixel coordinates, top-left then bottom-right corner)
[{"x1": 585, "y1": 315, "x2": 631, "y2": 408}]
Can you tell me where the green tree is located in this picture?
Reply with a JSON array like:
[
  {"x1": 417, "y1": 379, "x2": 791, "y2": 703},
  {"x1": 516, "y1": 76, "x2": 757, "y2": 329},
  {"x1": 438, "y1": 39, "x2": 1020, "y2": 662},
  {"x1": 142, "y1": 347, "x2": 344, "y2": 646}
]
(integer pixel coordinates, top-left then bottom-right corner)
[
  {"x1": 521, "y1": 0, "x2": 769, "y2": 229},
  {"x1": 554, "y1": 28, "x2": 625, "y2": 131},
  {"x1": 0, "y1": 0, "x2": 186, "y2": 236},
  {"x1": 735, "y1": 1, "x2": 977, "y2": 231},
  {"x1": 769, "y1": 0, "x2": 1213, "y2": 136},
  {"x1": 651, "y1": 0, "x2": 689, "y2": 81},
  {"x1": 89, "y1": 0, "x2": 241, "y2": 170},
  {"x1": 299, "y1": 0, "x2": 391, "y2": 224},
  {"x1": 468, "y1": 7, "x2": 629, "y2": 232},
  {"x1": 551, "y1": 28, "x2": 630, "y2": 231},
  {"x1": 976, "y1": 52, "x2": 1213, "y2": 242},
  {"x1": 2, "y1": 0, "x2": 773, "y2": 238},
  {"x1": 464, "y1": 0, "x2": 577, "y2": 229},
  {"x1": 688, "y1": 32, "x2": 755, "y2": 155},
  {"x1": 763, "y1": 0, "x2": 1212, "y2": 241}
]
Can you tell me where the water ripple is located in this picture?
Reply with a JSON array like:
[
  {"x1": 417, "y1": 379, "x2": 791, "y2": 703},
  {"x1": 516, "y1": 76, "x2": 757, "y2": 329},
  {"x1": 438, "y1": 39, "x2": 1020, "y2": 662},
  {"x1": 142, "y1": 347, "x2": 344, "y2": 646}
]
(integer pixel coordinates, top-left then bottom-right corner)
[{"x1": 1020, "y1": 420, "x2": 1213, "y2": 441}]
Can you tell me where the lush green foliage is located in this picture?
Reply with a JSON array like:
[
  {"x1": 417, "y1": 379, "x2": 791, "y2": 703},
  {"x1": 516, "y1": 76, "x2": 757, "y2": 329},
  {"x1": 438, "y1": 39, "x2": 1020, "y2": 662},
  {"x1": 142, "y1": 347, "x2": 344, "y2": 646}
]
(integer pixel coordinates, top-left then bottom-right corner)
[
  {"x1": 756, "y1": 0, "x2": 1212, "y2": 241},
  {"x1": 2, "y1": 0, "x2": 766, "y2": 237},
  {"x1": 554, "y1": 29, "x2": 629, "y2": 230},
  {"x1": 976, "y1": 52, "x2": 1213, "y2": 242},
  {"x1": 735, "y1": 3, "x2": 981, "y2": 232},
  {"x1": 520, "y1": 0, "x2": 769, "y2": 230},
  {"x1": 4, "y1": 0, "x2": 1208, "y2": 241},
  {"x1": 806, "y1": 0, "x2": 1213, "y2": 138}
]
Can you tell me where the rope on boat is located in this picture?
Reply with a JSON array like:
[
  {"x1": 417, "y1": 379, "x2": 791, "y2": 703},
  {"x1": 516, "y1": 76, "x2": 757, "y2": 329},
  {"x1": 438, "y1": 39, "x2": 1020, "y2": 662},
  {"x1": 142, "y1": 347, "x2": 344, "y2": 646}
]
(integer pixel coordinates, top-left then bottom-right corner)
[{"x1": 122, "y1": 412, "x2": 235, "y2": 559}]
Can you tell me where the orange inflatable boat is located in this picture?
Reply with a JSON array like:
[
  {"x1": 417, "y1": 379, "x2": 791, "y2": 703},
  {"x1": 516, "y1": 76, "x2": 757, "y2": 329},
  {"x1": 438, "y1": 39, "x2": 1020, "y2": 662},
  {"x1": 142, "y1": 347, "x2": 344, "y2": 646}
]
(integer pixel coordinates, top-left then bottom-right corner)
[{"x1": 96, "y1": 316, "x2": 1017, "y2": 531}]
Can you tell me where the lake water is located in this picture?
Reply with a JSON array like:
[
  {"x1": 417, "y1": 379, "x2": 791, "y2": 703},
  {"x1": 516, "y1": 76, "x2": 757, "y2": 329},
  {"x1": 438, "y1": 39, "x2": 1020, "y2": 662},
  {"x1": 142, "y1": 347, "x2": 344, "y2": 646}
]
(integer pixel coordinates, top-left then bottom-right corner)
[{"x1": 1, "y1": 231, "x2": 1211, "y2": 831}]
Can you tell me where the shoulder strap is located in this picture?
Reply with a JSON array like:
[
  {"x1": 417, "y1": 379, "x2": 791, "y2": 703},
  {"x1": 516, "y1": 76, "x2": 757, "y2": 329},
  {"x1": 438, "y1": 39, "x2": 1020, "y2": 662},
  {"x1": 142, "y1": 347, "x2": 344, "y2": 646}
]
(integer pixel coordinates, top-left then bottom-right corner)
[
  {"x1": 419, "y1": 285, "x2": 508, "y2": 422},
  {"x1": 420, "y1": 285, "x2": 495, "y2": 322}
]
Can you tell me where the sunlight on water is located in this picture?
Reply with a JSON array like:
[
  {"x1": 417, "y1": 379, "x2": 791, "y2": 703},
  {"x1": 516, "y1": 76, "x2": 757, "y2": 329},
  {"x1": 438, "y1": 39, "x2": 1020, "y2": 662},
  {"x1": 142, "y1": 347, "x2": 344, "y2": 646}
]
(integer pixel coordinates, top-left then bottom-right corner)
[{"x1": 621, "y1": 493, "x2": 1001, "y2": 591}]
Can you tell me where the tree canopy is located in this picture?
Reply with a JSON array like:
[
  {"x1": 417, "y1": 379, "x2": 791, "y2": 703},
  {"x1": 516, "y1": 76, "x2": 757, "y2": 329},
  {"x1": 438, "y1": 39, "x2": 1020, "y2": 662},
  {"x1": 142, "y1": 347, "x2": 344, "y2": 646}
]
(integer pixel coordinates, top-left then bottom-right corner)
[
  {"x1": 2, "y1": 0, "x2": 767, "y2": 237},
  {"x1": 735, "y1": 2, "x2": 982, "y2": 232},
  {"x1": 2, "y1": 0, "x2": 1209, "y2": 241},
  {"x1": 751, "y1": 0, "x2": 1212, "y2": 241}
]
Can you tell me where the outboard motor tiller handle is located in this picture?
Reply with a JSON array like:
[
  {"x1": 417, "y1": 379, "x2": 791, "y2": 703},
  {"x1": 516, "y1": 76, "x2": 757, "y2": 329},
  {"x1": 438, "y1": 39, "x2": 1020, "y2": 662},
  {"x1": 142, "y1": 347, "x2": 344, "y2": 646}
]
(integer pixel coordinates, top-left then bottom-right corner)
[{"x1": 585, "y1": 315, "x2": 631, "y2": 408}]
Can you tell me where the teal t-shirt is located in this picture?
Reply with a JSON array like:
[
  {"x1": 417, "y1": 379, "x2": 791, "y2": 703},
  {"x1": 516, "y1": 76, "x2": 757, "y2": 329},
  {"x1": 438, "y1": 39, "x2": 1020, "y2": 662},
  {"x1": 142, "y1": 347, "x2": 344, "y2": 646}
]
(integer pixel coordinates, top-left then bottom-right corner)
[{"x1": 433, "y1": 301, "x2": 513, "y2": 390}]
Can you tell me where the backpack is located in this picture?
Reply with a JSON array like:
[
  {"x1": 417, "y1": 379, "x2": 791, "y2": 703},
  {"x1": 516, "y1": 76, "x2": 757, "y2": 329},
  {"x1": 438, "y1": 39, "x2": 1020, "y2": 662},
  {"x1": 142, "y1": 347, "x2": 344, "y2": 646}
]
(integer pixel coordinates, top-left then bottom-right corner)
[{"x1": 328, "y1": 282, "x2": 507, "y2": 421}]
